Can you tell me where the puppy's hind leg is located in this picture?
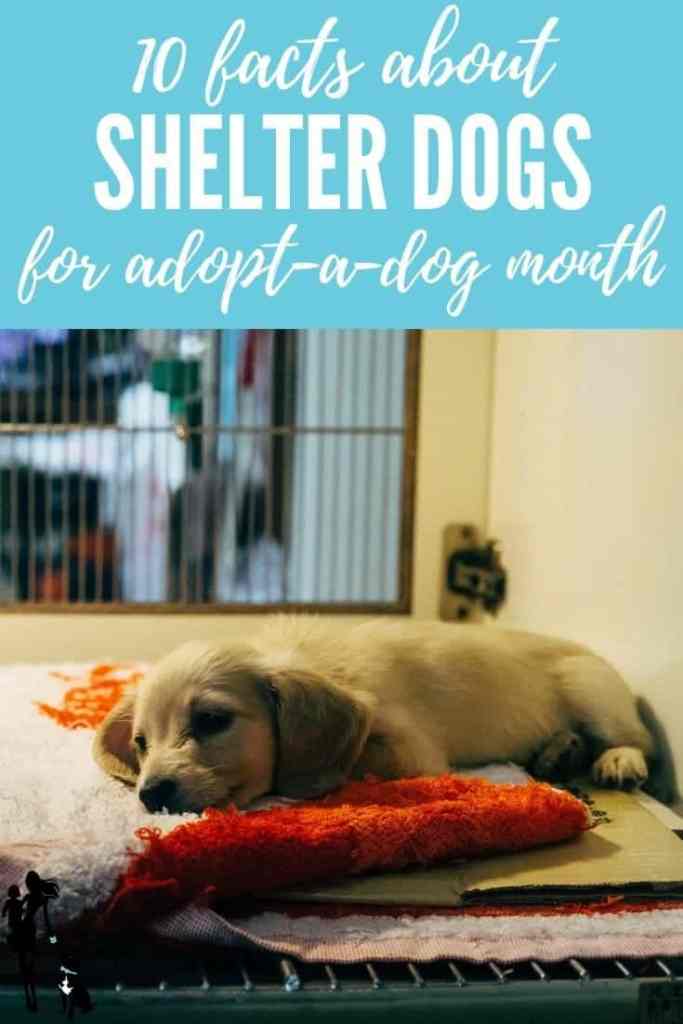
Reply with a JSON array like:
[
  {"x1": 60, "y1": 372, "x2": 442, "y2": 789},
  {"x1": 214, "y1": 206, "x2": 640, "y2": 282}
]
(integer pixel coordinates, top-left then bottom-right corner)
[
  {"x1": 556, "y1": 655, "x2": 655, "y2": 789},
  {"x1": 531, "y1": 730, "x2": 591, "y2": 783}
]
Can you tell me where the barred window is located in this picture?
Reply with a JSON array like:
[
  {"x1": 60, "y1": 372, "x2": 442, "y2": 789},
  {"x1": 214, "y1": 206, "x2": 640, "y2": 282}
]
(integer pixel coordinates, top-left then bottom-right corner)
[{"x1": 0, "y1": 330, "x2": 419, "y2": 611}]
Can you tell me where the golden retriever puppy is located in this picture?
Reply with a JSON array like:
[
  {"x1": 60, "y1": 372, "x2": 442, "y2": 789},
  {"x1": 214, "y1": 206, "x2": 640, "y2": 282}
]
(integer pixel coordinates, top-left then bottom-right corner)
[{"x1": 93, "y1": 617, "x2": 654, "y2": 813}]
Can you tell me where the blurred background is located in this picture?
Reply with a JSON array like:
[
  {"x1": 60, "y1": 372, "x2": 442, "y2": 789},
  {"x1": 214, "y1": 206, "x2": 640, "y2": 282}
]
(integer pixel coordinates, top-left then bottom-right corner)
[{"x1": 0, "y1": 329, "x2": 414, "y2": 609}]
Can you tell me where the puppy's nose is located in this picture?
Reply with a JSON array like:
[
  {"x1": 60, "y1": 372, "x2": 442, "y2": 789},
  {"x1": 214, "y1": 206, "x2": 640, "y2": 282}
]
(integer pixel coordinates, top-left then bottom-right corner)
[{"x1": 139, "y1": 778, "x2": 178, "y2": 812}]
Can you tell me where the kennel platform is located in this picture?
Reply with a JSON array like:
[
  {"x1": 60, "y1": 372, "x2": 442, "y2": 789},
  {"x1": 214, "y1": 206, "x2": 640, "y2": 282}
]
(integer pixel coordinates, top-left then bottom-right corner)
[{"x1": 1, "y1": 947, "x2": 682, "y2": 1023}]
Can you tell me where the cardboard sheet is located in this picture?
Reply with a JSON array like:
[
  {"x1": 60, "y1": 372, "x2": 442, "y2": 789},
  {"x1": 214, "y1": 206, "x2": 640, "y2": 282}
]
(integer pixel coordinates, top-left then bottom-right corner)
[{"x1": 275, "y1": 786, "x2": 683, "y2": 907}]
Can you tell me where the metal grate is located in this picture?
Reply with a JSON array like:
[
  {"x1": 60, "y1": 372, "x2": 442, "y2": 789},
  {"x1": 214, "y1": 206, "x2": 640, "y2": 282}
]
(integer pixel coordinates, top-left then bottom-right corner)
[
  {"x1": 0, "y1": 329, "x2": 418, "y2": 611},
  {"x1": 93, "y1": 953, "x2": 683, "y2": 993},
  {"x1": 1, "y1": 952, "x2": 681, "y2": 1021}
]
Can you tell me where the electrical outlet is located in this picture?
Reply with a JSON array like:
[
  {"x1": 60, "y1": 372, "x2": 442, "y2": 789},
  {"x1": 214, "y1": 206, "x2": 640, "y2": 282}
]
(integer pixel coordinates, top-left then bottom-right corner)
[
  {"x1": 440, "y1": 524, "x2": 482, "y2": 622},
  {"x1": 440, "y1": 523, "x2": 507, "y2": 622}
]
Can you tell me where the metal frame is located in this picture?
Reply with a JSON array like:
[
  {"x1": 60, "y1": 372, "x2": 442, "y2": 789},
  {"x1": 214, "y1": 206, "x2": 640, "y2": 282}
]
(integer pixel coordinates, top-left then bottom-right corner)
[
  {"x1": 1, "y1": 954, "x2": 679, "y2": 1023},
  {"x1": 0, "y1": 331, "x2": 421, "y2": 615}
]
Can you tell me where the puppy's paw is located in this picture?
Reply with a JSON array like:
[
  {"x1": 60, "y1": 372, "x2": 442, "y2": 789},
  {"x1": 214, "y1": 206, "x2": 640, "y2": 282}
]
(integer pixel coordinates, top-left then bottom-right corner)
[
  {"x1": 532, "y1": 730, "x2": 590, "y2": 782},
  {"x1": 591, "y1": 746, "x2": 648, "y2": 789}
]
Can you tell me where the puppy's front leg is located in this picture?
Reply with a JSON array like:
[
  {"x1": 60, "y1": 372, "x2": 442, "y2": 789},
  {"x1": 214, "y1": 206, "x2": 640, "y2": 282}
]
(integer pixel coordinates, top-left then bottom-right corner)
[{"x1": 353, "y1": 723, "x2": 449, "y2": 781}]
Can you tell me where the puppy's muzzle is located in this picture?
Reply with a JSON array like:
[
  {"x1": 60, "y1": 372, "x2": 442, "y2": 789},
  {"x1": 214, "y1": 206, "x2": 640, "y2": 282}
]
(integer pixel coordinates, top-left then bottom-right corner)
[{"x1": 139, "y1": 777, "x2": 178, "y2": 813}]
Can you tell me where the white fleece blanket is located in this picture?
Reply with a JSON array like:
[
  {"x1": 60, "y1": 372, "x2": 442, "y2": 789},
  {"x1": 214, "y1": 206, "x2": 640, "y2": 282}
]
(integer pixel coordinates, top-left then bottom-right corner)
[{"x1": 0, "y1": 662, "x2": 195, "y2": 924}]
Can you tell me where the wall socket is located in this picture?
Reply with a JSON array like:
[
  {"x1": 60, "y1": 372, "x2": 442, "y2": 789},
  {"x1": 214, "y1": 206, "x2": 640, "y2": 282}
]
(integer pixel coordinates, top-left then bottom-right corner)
[
  {"x1": 439, "y1": 523, "x2": 507, "y2": 622},
  {"x1": 440, "y1": 523, "x2": 485, "y2": 622}
]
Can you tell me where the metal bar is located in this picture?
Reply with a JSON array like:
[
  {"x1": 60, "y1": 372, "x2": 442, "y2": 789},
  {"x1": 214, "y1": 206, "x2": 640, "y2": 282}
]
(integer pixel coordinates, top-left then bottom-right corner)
[
  {"x1": 223, "y1": 341, "x2": 241, "y2": 603},
  {"x1": 314, "y1": 431, "x2": 327, "y2": 602},
  {"x1": 614, "y1": 960, "x2": 632, "y2": 979},
  {"x1": 363, "y1": 330, "x2": 377, "y2": 600},
  {"x1": 245, "y1": 387, "x2": 261, "y2": 604},
  {"x1": 282, "y1": 330, "x2": 297, "y2": 603},
  {"x1": 530, "y1": 961, "x2": 549, "y2": 982},
  {"x1": 488, "y1": 962, "x2": 511, "y2": 984},
  {"x1": 0, "y1": 422, "x2": 405, "y2": 437},
  {"x1": 180, "y1": 419, "x2": 190, "y2": 606},
  {"x1": 313, "y1": 332, "x2": 325, "y2": 602},
  {"x1": 210, "y1": 421, "x2": 221, "y2": 605},
  {"x1": 129, "y1": 377, "x2": 137, "y2": 605},
  {"x1": 95, "y1": 330, "x2": 105, "y2": 604},
  {"x1": 195, "y1": 427, "x2": 208, "y2": 606},
  {"x1": 0, "y1": 598, "x2": 407, "y2": 615},
  {"x1": 365, "y1": 963, "x2": 382, "y2": 989},
  {"x1": 162, "y1": 358, "x2": 172, "y2": 602},
  {"x1": 27, "y1": 334, "x2": 37, "y2": 603},
  {"x1": 407, "y1": 963, "x2": 425, "y2": 987},
  {"x1": 323, "y1": 965, "x2": 339, "y2": 991},
  {"x1": 569, "y1": 958, "x2": 591, "y2": 981},
  {"x1": 380, "y1": 332, "x2": 396, "y2": 599},
  {"x1": 176, "y1": 335, "x2": 190, "y2": 605},
  {"x1": 78, "y1": 329, "x2": 87, "y2": 603},
  {"x1": 348, "y1": 331, "x2": 362, "y2": 601},
  {"x1": 10, "y1": 343, "x2": 20, "y2": 600},
  {"x1": 61, "y1": 330, "x2": 71, "y2": 601},
  {"x1": 113, "y1": 329, "x2": 123, "y2": 602},
  {"x1": 447, "y1": 962, "x2": 468, "y2": 986},
  {"x1": 148, "y1": 418, "x2": 159, "y2": 605},
  {"x1": 245, "y1": 339, "x2": 262, "y2": 598},
  {"x1": 330, "y1": 331, "x2": 344, "y2": 602},
  {"x1": 45, "y1": 335, "x2": 54, "y2": 602},
  {"x1": 210, "y1": 328, "x2": 222, "y2": 472},
  {"x1": 228, "y1": 429, "x2": 238, "y2": 600},
  {"x1": 210, "y1": 332, "x2": 223, "y2": 604},
  {"x1": 264, "y1": 340, "x2": 275, "y2": 599},
  {"x1": 655, "y1": 959, "x2": 673, "y2": 979}
]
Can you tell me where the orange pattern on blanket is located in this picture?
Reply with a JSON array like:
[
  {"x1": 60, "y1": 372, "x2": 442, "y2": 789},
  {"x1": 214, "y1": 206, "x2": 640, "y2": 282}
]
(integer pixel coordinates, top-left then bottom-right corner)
[{"x1": 35, "y1": 664, "x2": 144, "y2": 729}]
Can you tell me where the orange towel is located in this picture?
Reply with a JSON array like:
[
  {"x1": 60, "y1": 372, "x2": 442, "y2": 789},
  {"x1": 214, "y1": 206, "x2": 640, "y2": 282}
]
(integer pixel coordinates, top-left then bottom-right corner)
[{"x1": 103, "y1": 774, "x2": 589, "y2": 929}]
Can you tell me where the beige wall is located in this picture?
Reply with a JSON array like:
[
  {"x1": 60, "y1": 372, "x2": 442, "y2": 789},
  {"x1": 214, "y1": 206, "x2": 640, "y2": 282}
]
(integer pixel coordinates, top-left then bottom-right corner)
[
  {"x1": 0, "y1": 330, "x2": 494, "y2": 661},
  {"x1": 489, "y1": 331, "x2": 683, "y2": 798},
  {"x1": 412, "y1": 330, "x2": 494, "y2": 618}
]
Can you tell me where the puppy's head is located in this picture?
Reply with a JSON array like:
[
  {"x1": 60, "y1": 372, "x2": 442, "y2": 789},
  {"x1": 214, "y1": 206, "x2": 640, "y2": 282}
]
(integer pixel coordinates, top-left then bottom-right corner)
[{"x1": 93, "y1": 641, "x2": 375, "y2": 812}]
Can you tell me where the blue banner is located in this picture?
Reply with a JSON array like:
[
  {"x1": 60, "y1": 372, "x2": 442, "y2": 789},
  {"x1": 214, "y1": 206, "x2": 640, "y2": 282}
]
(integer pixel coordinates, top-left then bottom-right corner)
[{"x1": 0, "y1": 1, "x2": 680, "y2": 326}]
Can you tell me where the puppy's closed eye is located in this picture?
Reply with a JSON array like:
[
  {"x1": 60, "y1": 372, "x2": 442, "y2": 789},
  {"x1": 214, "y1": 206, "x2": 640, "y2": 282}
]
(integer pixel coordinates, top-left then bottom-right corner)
[{"x1": 190, "y1": 709, "x2": 235, "y2": 740}]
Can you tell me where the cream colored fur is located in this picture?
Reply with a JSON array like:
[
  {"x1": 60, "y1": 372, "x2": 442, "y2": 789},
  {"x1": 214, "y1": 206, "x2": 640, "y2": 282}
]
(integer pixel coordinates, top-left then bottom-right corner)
[{"x1": 93, "y1": 617, "x2": 654, "y2": 812}]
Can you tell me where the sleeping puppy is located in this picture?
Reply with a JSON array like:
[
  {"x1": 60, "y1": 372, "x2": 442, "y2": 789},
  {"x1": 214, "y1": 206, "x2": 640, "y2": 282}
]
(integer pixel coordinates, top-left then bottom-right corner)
[{"x1": 93, "y1": 617, "x2": 655, "y2": 813}]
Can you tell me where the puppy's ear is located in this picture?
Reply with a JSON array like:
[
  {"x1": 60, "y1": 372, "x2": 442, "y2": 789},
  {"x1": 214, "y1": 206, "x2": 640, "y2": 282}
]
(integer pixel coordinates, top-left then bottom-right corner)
[
  {"x1": 92, "y1": 691, "x2": 139, "y2": 786},
  {"x1": 268, "y1": 670, "x2": 376, "y2": 799}
]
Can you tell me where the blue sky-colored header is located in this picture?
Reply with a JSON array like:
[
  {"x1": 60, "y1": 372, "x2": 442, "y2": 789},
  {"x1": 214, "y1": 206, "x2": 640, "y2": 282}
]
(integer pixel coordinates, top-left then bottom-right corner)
[{"x1": 0, "y1": 1, "x2": 680, "y2": 327}]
